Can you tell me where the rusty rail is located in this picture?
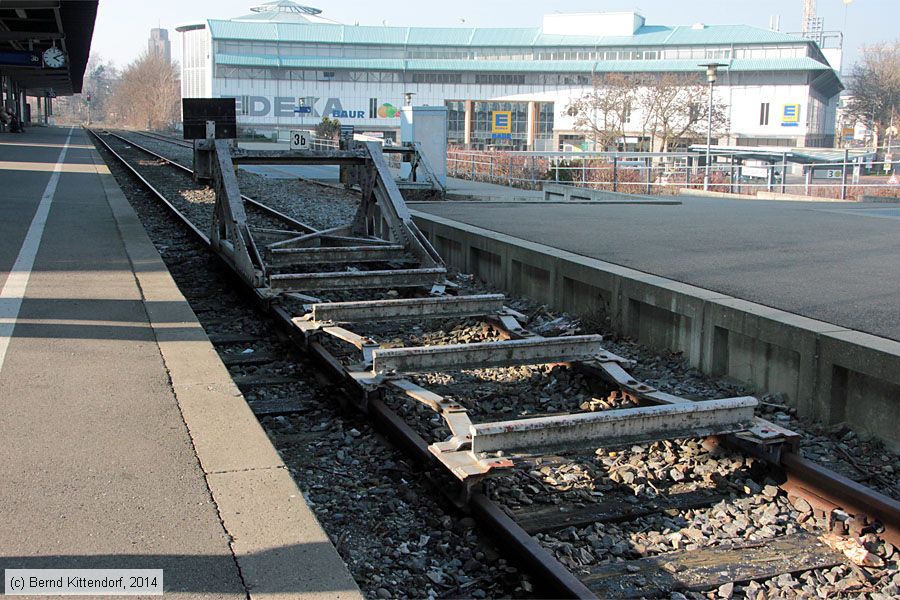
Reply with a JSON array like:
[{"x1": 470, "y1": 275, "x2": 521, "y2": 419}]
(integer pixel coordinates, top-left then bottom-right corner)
[
  {"x1": 91, "y1": 127, "x2": 900, "y2": 599},
  {"x1": 780, "y1": 451, "x2": 900, "y2": 547}
]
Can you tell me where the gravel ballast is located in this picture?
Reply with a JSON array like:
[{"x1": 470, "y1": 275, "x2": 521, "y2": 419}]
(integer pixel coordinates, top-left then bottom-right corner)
[{"x1": 98, "y1": 130, "x2": 899, "y2": 599}]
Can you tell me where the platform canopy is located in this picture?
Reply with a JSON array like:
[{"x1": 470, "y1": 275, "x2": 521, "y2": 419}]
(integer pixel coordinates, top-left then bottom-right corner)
[
  {"x1": 688, "y1": 144, "x2": 876, "y2": 166},
  {"x1": 0, "y1": 0, "x2": 98, "y2": 96}
]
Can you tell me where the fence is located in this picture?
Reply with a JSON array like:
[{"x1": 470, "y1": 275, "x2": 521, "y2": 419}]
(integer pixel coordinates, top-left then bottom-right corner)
[{"x1": 447, "y1": 147, "x2": 900, "y2": 201}]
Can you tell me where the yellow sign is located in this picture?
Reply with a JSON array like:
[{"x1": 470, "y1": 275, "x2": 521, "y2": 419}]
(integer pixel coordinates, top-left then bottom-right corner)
[
  {"x1": 781, "y1": 104, "x2": 800, "y2": 127},
  {"x1": 491, "y1": 111, "x2": 512, "y2": 134}
]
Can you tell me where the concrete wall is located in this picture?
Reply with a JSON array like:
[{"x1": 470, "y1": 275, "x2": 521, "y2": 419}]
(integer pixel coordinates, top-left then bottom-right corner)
[
  {"x1": 543, "y1": 183, "x2": 680, "y2": 204},
  {"x1": 413, "y1": 211, "x2": 900, "y2": 449}
]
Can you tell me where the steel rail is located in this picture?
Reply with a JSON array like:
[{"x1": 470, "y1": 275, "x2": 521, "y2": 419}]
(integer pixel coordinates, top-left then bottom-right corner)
[
  {"x1": 104, "y1": 130, "x2": 317, "y2": 234},
  {"x1": 88, "y1": 127, "x2": 596, "y2": 599},
  {"x1": 781, "y1": 451, "x2": 900, "y2": 547},
  {"x1": 91, "y1": 127, "x2": 900, "y2": 596},
  {"x1": 88, "y1": 129, "x2": 210, "y2": 245},
  {"x1": 129, "y1": 130, "x2": 193, "y2": 148}
]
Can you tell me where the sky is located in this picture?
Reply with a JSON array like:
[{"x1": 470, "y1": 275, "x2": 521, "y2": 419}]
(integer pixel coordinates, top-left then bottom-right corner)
[{"x1": 89, "y1": 0, "x2": 896, "y2": 72}]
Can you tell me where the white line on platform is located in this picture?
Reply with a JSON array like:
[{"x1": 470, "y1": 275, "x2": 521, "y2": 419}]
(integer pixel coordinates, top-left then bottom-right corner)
[{"x1": 0, "y1": 127, "x2": 74, "y2": 374}]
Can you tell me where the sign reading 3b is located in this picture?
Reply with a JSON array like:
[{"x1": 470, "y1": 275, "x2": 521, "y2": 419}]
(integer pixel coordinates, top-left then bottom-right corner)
[{"x1": 290, "y1": 130, "x2": 311, "y2": 150}]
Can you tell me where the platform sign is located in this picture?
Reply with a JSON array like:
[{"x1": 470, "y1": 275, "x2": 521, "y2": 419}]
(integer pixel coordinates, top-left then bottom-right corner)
[
  {"x1": 289, "y1": 130, "x2": 311, "y2": 150},
  {"x1": 339, "y1": 124, "x2": 355, "y2": 140},
  {"x1": 0, "y1": 51, "x2": 41, "y2": 67},
  {"x1": 491, "y1": 111, "x2": 512, "y2": 134},
  {"x1": 812, "y1": 168, "x2": 842, "y2": 180},
  {"x1": 182, "y1": 98, "x2": 236, "y2": 140},
  {"x1": 781, "y1": 104, "x2": 800, "y2": 127}
]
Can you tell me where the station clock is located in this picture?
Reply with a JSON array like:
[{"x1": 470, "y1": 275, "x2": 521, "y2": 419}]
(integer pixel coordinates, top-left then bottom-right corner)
[{"x1": 42, "y1": 46, "x2": 67, "y2": 68}]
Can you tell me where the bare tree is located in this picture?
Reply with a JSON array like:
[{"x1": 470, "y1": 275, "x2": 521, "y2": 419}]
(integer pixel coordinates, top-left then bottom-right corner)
[
  {"x1": 639, "y1": 73, "x2": 729, "y2": 152},
  {"x1": 565, "y1": 74, "x2": 636, "y2": 151},
  {"x1": 844, "y1": 42, "x2": 900, "y2": 147},
  {"x1": 108, "y1": 50, "x2": 180, "y2": 130},
  {"x1": 55, "y1": 54, "x2": 119, "y2": 124}
]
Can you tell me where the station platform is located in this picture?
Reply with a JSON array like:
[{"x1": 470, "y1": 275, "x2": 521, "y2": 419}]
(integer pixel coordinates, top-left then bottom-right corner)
[
  {"x1": 0, "y1": 127, "x2": 361, "y2": 599},
  {"x1": 415, "y1": 194, "x2": 900, "y2": 341}
]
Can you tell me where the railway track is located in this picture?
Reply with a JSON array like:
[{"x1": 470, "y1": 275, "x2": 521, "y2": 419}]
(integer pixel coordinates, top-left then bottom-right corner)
[
  {"x1": 127, "y1": 129, "x2": 194, "y2": 148},
  {"x1": 90, "y1": 128, "x2": 899, "y2": 599}
]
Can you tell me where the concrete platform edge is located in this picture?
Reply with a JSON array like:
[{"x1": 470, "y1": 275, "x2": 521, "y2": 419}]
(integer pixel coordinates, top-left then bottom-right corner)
[
  {"x1": 411, "y1": 209, "x2": 899, "y2": 450},
  {"x1": 90, "y1": 144, "x2": 363, "y2": 600},
  {"x1": 678, "y1": 187, "x2": 858, "y2": 203}
]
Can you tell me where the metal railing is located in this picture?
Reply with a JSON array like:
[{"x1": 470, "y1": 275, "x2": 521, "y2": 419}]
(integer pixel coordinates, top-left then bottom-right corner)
[{"x1": 446, "y1": 147, "x2": 900, "y2": 201}]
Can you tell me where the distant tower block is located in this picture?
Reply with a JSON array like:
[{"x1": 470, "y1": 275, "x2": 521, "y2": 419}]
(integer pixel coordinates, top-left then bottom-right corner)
[{"x1": 149, "y1": 27, "x2": 171, "y2": 62}]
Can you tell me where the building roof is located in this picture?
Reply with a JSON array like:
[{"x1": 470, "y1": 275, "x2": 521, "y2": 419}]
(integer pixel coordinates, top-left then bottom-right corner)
[
  {"x1": 207, "y1": 19, "x2": 808, "y2": 48},
  {"x1": 688, "y1": 145, "x2": 876, "y2": 165},
  {"x1": 232, "y1": 0, "x2": 337, "y2": 25},
  {"x1": 0, "y1": 0, "x2": 99, "y2": 95},
  {"x1": 214, "y1": 53, "x2": 836, "y2": 75}
]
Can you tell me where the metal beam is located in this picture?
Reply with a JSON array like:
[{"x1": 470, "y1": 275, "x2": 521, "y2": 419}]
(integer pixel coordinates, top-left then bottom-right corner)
[
  {"x1": 470, "y1": 396, "x2": 758, "y2": 454},
  {"x1": 0, "y1": 1, "x2": 60, "y2": 8},
  {"x1": 0, "y1": 31, "x2": 62, "y2": 41},
  {"x1": 371, "y1": 335, "x2": 621, "y2": 374},
  {"x1": 309, "y1": 294, "x2": 507, "y2": 323},
  {"x1": 230, "y1": 149, "x2": 367, "y2": 166},
  {"x1": 269, "y1": 267, "x2": 446, "y2": 291},
  {"x1": 267, "y1": 225, "x2": 352, "y2": 249},
  {"x1": 268, "y1": 244, "x2": 408, "y2": 267}
]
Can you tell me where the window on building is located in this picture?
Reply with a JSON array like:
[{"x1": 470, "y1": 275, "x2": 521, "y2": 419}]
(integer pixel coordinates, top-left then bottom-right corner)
[
  {"x1": 411, "y1": 73, "x2": 463, "y2": 84},
  {"x1": 446, "y1": 100, "x2": 467, "y2": 143},
  {"x1": 368, "y1": 72, "x2": 397, "y2": 82},
  {"x1": 475, "y1": 74, "x2": 526, "y2": 85},
  {"x1": 736, "y1": 137, "x2": 797, "y2": 147},
  {"x1": 760, "y1": 102, "x2": 770, "y2": 126},
  {"x1": 471, "y1": 100, "x2": 529, "y2": 147},
  {"x1": 538, "y1": 102, "x2": 554, "y2": 138}
]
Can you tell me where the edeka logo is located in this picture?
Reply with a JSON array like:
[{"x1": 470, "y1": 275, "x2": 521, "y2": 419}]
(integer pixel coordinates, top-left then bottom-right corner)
[
  {"x1": 225, "y1": 96, "x2": 374, "y2": 119},
  {"x1": 377, "y1": 103, "x2": 400, "y2": 118},
  {"x1": 781, "y1": 103, "x2": 801, "y2": 127}
]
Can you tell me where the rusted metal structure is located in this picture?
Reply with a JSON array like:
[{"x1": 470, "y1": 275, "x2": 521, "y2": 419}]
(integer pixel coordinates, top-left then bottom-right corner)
[
  {"x1": 91, "y1": 127, "x2": 900, "y2": 598},
  {"x1": 190, "y1": 132, "x2": 798, "y2": 493}
]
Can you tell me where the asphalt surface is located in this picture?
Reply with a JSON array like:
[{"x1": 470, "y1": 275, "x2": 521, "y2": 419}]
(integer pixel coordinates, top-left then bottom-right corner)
[
  {"x1": 0, "y1": 128, "x2": 246, "y2": 596},
  {"x1": 415, "y1": 195, "x2": 900, "y2": 341}
]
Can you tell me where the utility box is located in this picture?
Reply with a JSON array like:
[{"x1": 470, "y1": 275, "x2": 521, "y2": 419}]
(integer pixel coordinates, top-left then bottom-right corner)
[{"x1": 400, "y1": 105, "x2": 448, "y2": 187}]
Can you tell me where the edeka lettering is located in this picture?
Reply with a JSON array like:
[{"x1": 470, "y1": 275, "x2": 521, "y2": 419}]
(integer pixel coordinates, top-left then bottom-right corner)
[{"x1": 223, "y1": 96, "x2": 374, "y2": 119}]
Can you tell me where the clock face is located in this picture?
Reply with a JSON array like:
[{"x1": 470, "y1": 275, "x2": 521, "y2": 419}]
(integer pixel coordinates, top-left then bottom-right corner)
[{"x1": 42, "y1": 47, "x2": 66, "y2": 69}]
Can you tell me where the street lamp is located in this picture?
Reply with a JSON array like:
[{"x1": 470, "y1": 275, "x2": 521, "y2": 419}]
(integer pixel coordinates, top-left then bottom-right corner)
[{"x1": 699, "y1": 62, "x2": 727, "y2": 191}]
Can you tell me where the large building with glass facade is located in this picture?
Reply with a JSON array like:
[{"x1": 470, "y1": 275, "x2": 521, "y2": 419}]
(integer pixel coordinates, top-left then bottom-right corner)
[{"x1": 177, "y1": 1, "x2": 843, "y2": 149}]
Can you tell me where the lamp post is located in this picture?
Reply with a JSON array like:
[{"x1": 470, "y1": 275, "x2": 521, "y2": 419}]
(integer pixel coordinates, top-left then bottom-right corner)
[{"x1": 699, "y1": 62, "x2": 726, "y2": 191}]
